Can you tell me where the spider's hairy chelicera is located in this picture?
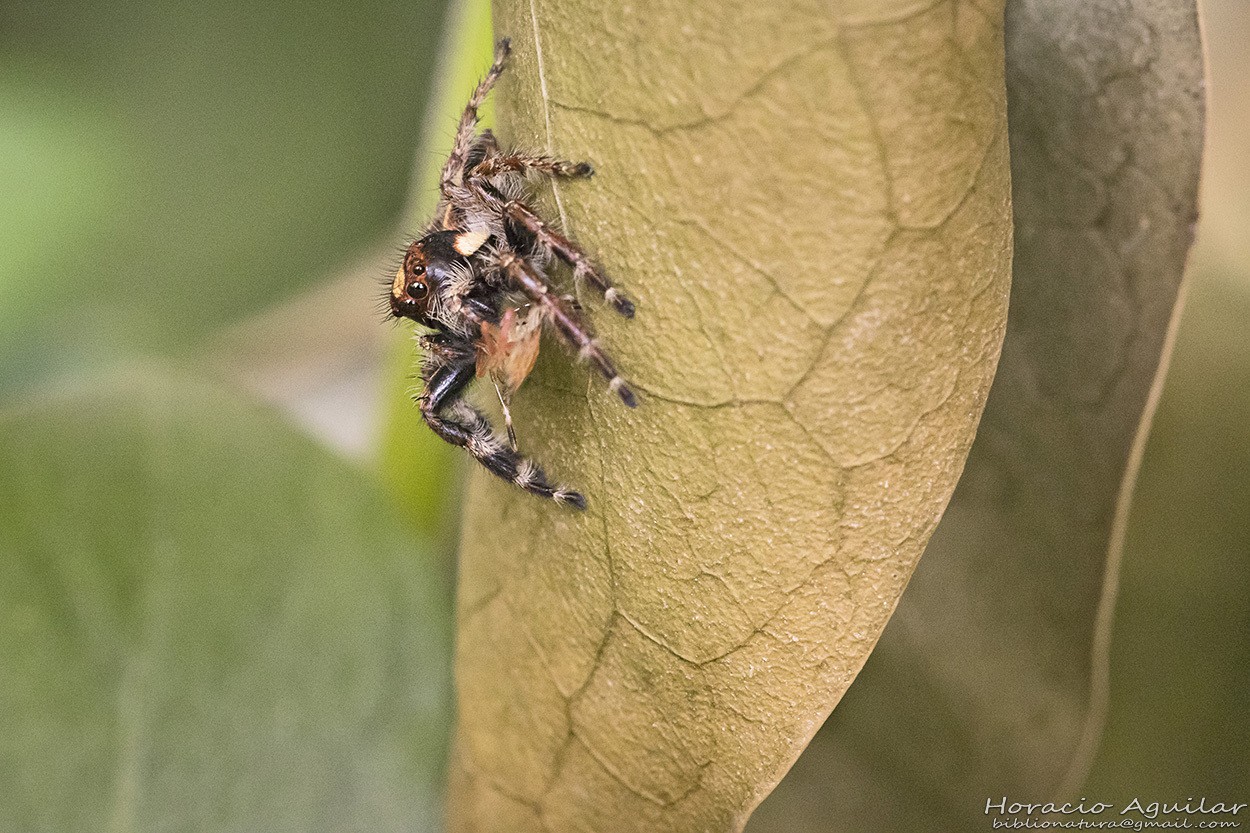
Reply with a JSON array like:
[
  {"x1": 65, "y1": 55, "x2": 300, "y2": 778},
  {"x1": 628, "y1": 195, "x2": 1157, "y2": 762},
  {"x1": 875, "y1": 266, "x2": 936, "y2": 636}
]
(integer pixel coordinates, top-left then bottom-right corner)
[{"x1": 387, "y1": 38, "x2": 637, "y2": 510}]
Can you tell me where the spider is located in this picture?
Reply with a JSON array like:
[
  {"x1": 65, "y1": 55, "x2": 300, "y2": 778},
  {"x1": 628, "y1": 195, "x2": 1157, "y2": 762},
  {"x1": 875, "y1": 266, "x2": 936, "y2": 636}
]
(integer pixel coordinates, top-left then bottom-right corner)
[{"x1": 387, "y1": 38, "x2": 637, "y2": 511}]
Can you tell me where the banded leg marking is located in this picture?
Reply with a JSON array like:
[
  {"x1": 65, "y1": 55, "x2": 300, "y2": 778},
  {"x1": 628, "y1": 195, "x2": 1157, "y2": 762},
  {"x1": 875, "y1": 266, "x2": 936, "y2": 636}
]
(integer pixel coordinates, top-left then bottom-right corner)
[
  {"x1": 502, "y1": 198, "x2": 637, "y2": 318},
  {"x1": 419, "y1": 359, "x2": 585, "y2": 508},
  {"x1": 496, "y1": 252, "x2": 638, "y2": 408},
  {"x1": 441, "y1": 38, "x2": 512, "y2": 194}
]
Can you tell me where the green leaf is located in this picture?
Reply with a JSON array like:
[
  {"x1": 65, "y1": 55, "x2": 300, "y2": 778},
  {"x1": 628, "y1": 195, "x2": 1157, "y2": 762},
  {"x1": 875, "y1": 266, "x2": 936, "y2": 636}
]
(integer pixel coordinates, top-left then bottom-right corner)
[
  {"x1": 447, "y1": 2, "x2": 1013, "y2": 830},
  {"x1": 750, "y1": 0, "x2": 1207, "y2": 830},
  {"x1": 0, "y1": 370, "x2": 450, "y2": 832}
]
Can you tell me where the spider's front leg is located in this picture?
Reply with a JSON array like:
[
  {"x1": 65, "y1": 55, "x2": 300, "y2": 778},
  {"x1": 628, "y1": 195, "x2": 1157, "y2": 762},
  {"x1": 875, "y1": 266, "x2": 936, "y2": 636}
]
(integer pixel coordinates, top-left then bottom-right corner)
[
  {"x1": 495, "y1": 251, "x2": 638, "y2": 408},
  {"x1": 418, "y1": 351, "x2": 586, "y2": 509}
]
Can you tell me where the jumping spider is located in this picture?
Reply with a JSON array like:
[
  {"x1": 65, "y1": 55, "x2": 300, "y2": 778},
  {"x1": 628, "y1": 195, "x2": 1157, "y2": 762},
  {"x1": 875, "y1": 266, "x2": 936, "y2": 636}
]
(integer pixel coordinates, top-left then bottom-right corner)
[{"x1": 387, "y1": 38, "x2": 636, "y2": 510}]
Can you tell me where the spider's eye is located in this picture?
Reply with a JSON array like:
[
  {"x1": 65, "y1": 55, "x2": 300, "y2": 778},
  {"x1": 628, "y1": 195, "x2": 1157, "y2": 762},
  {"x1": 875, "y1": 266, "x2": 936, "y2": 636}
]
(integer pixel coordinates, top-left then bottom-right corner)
[
  {"x1": 406, "y1": 281, "x2": 428, "y2": 300},
  {"x1": 412, "y1": 264, "x2": 426, "y2": 276}
]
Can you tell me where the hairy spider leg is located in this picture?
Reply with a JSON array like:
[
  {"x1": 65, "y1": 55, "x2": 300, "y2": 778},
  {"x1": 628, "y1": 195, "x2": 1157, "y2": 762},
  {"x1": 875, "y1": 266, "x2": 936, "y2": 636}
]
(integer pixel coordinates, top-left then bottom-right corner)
[
  {"x1": 471, "y1": 152, "x2": 594, "y2": 180},
  {"x1": 419, "y1": 356, "x2": 586, "y2": 509},
  {"x1": 436, "y1": 130, "x2": 501, "y2": 231},
  {"x1": 499, "y1": 196, "x2": 636, "y2": 318},
  {"x1": 441, "y1": 38, "x2": 512, "y2": 196},
  {"x1": 495, "y1": 251, "x2": 638, "y2": 408}
]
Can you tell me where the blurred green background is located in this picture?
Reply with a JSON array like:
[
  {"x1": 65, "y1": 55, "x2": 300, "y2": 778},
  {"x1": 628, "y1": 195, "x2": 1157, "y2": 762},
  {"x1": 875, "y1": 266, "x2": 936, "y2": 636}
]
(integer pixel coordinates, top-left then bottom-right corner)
[
  {"x1": 0, "y1": 0, "x2": 448, "y2": 396},
  {"x1": 0, "y1": 0, "x2": 1245, "y2": 826}
]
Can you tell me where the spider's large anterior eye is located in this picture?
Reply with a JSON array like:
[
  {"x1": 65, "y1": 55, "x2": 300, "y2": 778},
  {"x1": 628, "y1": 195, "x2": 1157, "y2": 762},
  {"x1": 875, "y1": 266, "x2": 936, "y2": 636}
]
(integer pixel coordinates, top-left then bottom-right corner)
[{"x1": 406, "y1": 281, "x2": 428, "y2": 300}]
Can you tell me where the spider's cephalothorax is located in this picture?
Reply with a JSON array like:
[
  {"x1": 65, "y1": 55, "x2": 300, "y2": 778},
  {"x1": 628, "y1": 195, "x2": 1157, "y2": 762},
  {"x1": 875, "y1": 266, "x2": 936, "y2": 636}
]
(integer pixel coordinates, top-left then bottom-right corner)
[{"x1": 388, "y1": 38, "x2": 637, "y2": 510}]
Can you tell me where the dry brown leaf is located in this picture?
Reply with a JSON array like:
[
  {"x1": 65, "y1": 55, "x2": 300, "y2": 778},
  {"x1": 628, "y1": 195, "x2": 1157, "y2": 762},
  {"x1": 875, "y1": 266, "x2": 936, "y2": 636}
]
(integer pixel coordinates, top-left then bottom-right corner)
[
  {"x1": 749, "y1": 0, "x2": 1206, "y2": 830},
  {"x1": 447, "y1": 0, "x2": 1013, "y2": 830}
]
